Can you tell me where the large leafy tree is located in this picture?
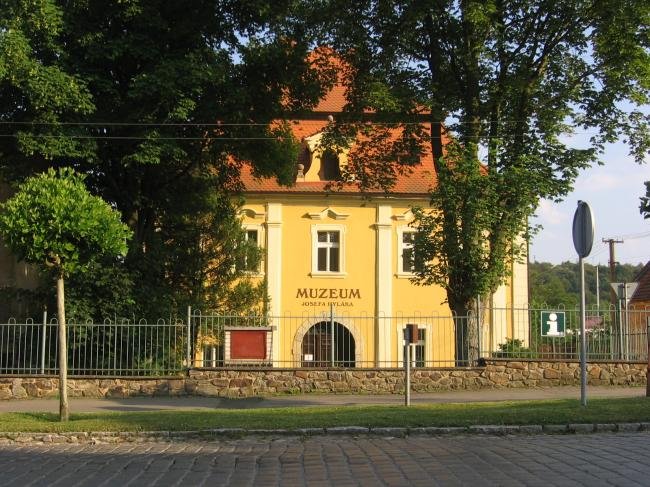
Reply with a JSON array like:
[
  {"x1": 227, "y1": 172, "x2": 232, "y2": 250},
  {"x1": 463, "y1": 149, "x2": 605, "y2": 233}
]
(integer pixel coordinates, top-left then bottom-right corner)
[
  {"x1": 529, "y1": 261, "x2": 643, "y2": 308},
  {"x1": 1, "y1": 1, "x2": 332, "y2": 316},
  {"x1": 641, "y1": 181, "x2": 650, "y2": 219},
  {"x1": 313, "y1": 0, "x2": 649, "y2": 364},
  {"x1": 0, "y1": 0, "x2": 94, "y2": 173},
  {"x1": 0, "y1": 168, "x2": 131, "y2": 421}
]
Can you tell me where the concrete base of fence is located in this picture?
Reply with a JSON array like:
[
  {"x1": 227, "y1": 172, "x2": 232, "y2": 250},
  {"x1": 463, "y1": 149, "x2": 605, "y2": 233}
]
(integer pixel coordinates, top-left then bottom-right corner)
[{"x1": 0, "y1": 359, "x2": 646, "y2": 400}]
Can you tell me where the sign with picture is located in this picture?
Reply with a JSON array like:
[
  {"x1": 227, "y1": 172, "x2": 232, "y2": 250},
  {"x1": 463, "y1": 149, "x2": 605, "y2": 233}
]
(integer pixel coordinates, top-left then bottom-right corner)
[{"x1": 541, "y1": 311, "x2": 566, "y2": 337}]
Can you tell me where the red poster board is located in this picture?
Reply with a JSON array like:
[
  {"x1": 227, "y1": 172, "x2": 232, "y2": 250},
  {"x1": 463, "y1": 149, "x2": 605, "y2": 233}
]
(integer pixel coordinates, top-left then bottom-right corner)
[{"x1": 230, "y1": 330, "x2": 267, "y2": 359}]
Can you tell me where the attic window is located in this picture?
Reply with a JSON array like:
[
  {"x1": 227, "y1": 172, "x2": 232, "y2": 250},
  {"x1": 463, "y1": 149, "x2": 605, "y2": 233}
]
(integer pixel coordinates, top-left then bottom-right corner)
[
  {"x1": 298, "y1": 145, "x2": 312, "y2": 174},
  {"x1": 320, "y1": 150, "x2": 341, "y2": 181}
]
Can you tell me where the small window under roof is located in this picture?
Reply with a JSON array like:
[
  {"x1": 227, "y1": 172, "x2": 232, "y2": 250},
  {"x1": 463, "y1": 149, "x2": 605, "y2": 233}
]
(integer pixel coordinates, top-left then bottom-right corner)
[{"x1": 320, "y1": 150, "x2": 341, "y2": 181}]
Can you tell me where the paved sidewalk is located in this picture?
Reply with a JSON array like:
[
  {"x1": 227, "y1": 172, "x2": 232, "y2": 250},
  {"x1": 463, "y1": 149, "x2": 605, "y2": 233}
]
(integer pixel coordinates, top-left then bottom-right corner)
[{"x1": 0, "y1": 386, "x2": 644, "y2": 413}]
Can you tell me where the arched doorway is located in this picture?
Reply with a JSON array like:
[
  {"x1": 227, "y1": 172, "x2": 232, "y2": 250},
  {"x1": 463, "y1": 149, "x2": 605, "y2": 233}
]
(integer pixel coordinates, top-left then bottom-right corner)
[{"x1": 301, "y1": 321, "x2": 356, "y2": 367}]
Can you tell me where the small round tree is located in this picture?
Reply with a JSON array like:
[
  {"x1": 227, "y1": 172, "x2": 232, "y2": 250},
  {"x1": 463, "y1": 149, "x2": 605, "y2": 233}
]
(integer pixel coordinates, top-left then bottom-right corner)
[{"x1": 0, "y1": 168, "x2": 131, "y2": 421}]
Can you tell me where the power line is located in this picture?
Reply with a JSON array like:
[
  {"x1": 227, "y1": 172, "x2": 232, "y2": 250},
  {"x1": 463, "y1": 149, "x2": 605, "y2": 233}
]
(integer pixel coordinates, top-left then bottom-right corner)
[
  {"x1": 0, "y1": 132, "x2": 607, "y2": 142},
  {"x1": 0, "y1": 119, "x2": 620, "y2": 129},
  {"x1": 615, "y1": 231, "x2": 650, "y2": 240},
  {"x1": 585, "y1": 246, "x2": 608, "y2": 261},
  {"x1": 0, "y1": 121, "x2": 278, "y2": 127},
  {"x1": 0, "y1": 134, "x2": 279, "y2": 141}
]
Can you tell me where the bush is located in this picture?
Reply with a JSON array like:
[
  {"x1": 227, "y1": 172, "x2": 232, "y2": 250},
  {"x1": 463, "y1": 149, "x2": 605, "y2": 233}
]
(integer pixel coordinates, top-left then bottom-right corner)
[{"x1": 494, "y1": 338, "x2": 536, "y2": 358}]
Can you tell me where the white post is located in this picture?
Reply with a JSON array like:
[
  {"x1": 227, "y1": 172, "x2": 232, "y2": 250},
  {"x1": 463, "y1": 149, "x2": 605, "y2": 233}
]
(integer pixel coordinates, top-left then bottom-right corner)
[
  {"x1": 266, "y1": 203, "x2": 283, "y2": 364},
  {"x1": 56, "y1": 277, "x2": 69, "y2": 421},
  {"x1": 375, "y1": 204, "x2": 393, "y2": 367},
  {"x1": 405, "y1": 342, "x2": 411, "y2": 406},
  {"x1": 595, "y1": 265, "x2": 600, "y2": 310},
  {"x1": 330, "y1": 304, "x2": 335, "y2": 366},
  {"x1": 476, "y1": 296, "x2": 482, "y2": 359},
  {"x1": 40, "y1": 310, "x2": 47, "y2": 375},
  {"x1": 579, "y1": 257, "x2": 587, "y2": 407},
  {"x1": 403, "y1": 327, "x2": 411, "y2": 406},
  {"x1": 186, "y1": 305, "x2": 192, "y2": 368},
  {"x1": 618, "y1": 292, "x2": 624, "y2": 360}
]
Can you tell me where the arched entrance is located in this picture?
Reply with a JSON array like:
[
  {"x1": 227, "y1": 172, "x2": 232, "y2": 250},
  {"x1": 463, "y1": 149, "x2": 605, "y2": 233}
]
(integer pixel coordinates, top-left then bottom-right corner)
[{"x1": 301, "y1": 321, "x2": 356, "y2": 367}]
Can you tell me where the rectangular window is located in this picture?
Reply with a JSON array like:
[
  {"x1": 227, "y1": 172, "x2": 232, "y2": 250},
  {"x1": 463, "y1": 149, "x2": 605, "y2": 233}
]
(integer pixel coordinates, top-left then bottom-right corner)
[
  {"x1": 316, "y1": 230, "x2": 340, "y2": 272},
  {"x1": 400, "y1": 230, "x2": 423, "y2": 274},
  {"x1": 402, "y1": 231, "x2": 415, "y2": 273},
  {"x1": 235, "y1": 228, "x2": 259, "y2": 272}
]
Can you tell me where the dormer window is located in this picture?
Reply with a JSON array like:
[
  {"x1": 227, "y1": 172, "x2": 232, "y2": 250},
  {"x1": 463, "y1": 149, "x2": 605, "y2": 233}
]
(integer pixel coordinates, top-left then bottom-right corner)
[
  {"x1": 320, "y1": 150, "x2": 341, "y2": 181},
  {"x1": 299, "y1": 145, "x2": 312, "y2": 173}
]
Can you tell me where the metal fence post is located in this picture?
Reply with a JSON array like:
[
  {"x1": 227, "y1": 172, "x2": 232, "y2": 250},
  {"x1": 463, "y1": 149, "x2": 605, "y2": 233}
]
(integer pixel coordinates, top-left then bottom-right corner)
[
  {"x1": 40, "y1": 310, "x2": 47, "y2": 375},
  {"x1": 186, "y1": 306, "x2": 192, "y2": 368},
  {"x1": 113, "y1": 321, "x2": 118, "y2": 372},
  {"x1": 476, "y1": 296, "x2": 482, "y2": 360},
  {"x1": 645, "y1": 318, "x2": 650, "y2": 397},
  {"x1": 330, "y1": 304, "x2": 335, "y2": 366},
  {"x1": 404, "y1": 336, "x2": 411, "y2": 406},
  {"x1": 618, "y1": 299, "x2": 624, "y2": 360}
]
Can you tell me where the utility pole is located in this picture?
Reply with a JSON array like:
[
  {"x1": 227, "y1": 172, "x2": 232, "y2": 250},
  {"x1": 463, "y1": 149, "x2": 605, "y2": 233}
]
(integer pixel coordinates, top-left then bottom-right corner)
[
  {"x1": 602, "y1": 238, "x2": 623, "y2": 307},
  {"x1": 595, "y1": 265, "x2": 600, "y2": 310}
]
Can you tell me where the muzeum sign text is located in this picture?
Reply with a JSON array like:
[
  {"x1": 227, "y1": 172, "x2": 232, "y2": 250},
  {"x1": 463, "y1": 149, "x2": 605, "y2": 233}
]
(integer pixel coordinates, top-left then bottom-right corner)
[{"x1": 296, "y1": 288, "x2": 361, "y2": 307}]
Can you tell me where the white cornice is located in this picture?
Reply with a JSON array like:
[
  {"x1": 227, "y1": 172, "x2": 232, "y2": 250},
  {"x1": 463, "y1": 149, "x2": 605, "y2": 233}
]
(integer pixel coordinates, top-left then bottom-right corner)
[
  {"x1": 238, "y1": 208, "x2": 266, "y2": 220},
  {"x1": 306, "y1": 207, "x2": 350, "y2": 220},
  {"x1": 392, "y1": 209, "x2": 414, "y2": 221}
]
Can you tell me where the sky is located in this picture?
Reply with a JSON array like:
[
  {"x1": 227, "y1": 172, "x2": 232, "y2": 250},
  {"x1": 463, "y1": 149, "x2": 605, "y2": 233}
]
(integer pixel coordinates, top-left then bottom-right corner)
[{"x1": 530, "y1": 141, "x2": 650, "y2": 266}]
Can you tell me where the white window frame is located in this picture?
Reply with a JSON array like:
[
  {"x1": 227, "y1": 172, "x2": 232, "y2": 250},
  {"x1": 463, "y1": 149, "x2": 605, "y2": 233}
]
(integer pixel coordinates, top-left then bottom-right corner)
[
  {"x1": 237, "y1": 224, "x2": 264, "y2": 276},
  {"x1": 310, "y1": 224, "x2": 346, "y2": 277},
  {"x1": 396, "y1": 227, "x2": 417, "y2": 277}
]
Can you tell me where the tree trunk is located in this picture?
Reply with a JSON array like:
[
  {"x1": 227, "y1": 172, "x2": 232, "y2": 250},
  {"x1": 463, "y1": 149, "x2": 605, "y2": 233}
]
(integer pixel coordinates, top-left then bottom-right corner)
[
  {"x1": 57, "y1": 276, "x2": 69, "y2": 422},
  {"x1": 450, "y1": 300, "x2": 480, "y2": 367}
]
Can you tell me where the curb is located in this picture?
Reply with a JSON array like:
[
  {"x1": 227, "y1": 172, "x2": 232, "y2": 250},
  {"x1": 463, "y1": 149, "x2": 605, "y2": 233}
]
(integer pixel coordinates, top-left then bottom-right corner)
[{"x1": 0, "y1": 422, "x2": 649, "y2": 444}]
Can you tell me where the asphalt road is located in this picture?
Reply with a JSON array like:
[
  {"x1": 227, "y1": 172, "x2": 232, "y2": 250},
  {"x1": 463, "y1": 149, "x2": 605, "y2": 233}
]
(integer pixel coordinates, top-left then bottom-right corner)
[
  {"x1": 0, "y1": 386, "x2": 644, "y2": 413},
  {"x1": 1, "y1": 432, "x2": 648, "y2": 486}
]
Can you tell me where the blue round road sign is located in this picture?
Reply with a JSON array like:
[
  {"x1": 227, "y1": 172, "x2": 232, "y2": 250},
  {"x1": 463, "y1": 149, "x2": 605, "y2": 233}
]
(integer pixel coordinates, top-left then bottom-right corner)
[{"x1": 572, "y1": 200, "x2": 594, "y2": 258}]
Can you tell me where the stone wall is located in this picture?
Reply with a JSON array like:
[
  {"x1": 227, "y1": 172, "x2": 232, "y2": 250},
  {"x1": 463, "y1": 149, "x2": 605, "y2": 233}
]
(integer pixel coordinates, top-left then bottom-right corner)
[{"x1": 0, "y1": 359, "x2": 647, "y2": 400}]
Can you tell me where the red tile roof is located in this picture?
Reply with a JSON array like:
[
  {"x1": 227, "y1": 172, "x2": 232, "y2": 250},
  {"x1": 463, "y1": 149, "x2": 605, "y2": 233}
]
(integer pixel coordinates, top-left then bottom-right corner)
[
  {"x1": 241, "y1": 153, "x2": 436, "y2": 196},
  {"x1": 313, "y1": 83, "x2": 347, "y2": 113},
  {"x1": 241, "y1": 49, "x2": 439, "y2": 197}
]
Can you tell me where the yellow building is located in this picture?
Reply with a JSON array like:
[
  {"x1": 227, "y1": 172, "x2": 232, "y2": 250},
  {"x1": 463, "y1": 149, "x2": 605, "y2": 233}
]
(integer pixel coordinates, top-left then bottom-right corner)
[{"x1": 232, "y1": 84, "x2": 529, "y2": 369}]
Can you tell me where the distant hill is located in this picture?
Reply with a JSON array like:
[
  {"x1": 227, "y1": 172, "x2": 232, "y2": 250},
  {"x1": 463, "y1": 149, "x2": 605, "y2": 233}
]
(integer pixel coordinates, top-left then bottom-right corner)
[{"x1": 528, "y1": 261, "x2": 644, "y2": 308}]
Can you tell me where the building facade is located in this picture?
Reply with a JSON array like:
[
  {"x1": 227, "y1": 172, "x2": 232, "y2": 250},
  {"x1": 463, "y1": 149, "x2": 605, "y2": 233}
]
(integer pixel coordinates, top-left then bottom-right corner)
[{"x1": 233, "y1": 100, "x2": 529, "y2": 368}]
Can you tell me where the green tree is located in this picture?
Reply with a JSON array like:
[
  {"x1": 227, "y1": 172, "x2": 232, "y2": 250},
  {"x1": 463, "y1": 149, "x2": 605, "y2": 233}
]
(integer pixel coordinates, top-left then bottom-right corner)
[
  {"x1": 529, "y1": 261, "x2": 644, "y2": 308},
  {"x1": 0, "y1": 0, "x2": 94, "y2": 177},
  {"x1": 1, "y1": 1, "x2": 332, "y2": 316},
  {"x1": 640, "y1": 181, "x2": 650, "y2": 219},
  {"x1": 314, "y1": 0, "x2": 649, "y2": 364},
  {"x1": 0, "y1": 168, "x2": 131, "y2": 421}
]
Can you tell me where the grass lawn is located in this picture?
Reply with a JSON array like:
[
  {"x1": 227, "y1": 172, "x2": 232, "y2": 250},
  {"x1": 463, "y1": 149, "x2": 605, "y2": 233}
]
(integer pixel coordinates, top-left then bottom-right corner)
[{"x1": 0, "y1": 397, "x2": 648, "y2": 433}]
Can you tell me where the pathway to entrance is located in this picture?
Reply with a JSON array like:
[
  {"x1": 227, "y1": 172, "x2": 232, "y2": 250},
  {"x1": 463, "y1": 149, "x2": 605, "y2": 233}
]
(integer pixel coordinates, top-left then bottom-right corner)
[{"x1": 1, "y1": 432, "x2": 648, "y2": 486}]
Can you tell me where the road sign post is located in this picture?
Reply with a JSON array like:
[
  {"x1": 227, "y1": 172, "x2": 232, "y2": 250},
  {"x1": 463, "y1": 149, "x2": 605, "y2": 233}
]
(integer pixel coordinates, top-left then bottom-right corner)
[
  {"x1": 610, "y1": 282, "x2": 639, "y2": 360},
  {"x1": 403, "y1": 324, "x2": 418, "y2": 406},
  {"x1": 572, "y1": 201, "x2": 594, "y2": 408}
]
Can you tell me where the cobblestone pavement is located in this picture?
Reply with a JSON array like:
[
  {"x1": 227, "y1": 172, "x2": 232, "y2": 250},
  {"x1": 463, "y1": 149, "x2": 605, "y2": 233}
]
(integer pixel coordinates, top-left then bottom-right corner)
[{"x1": 0, "y1": 432, "x2": 648, "y2": 486}]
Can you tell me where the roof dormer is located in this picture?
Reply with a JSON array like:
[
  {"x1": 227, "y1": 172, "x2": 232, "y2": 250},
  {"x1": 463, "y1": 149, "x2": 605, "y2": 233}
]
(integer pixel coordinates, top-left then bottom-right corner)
[{"x1": 299, "y1": 132, "x2": 345, "y2": 183}]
